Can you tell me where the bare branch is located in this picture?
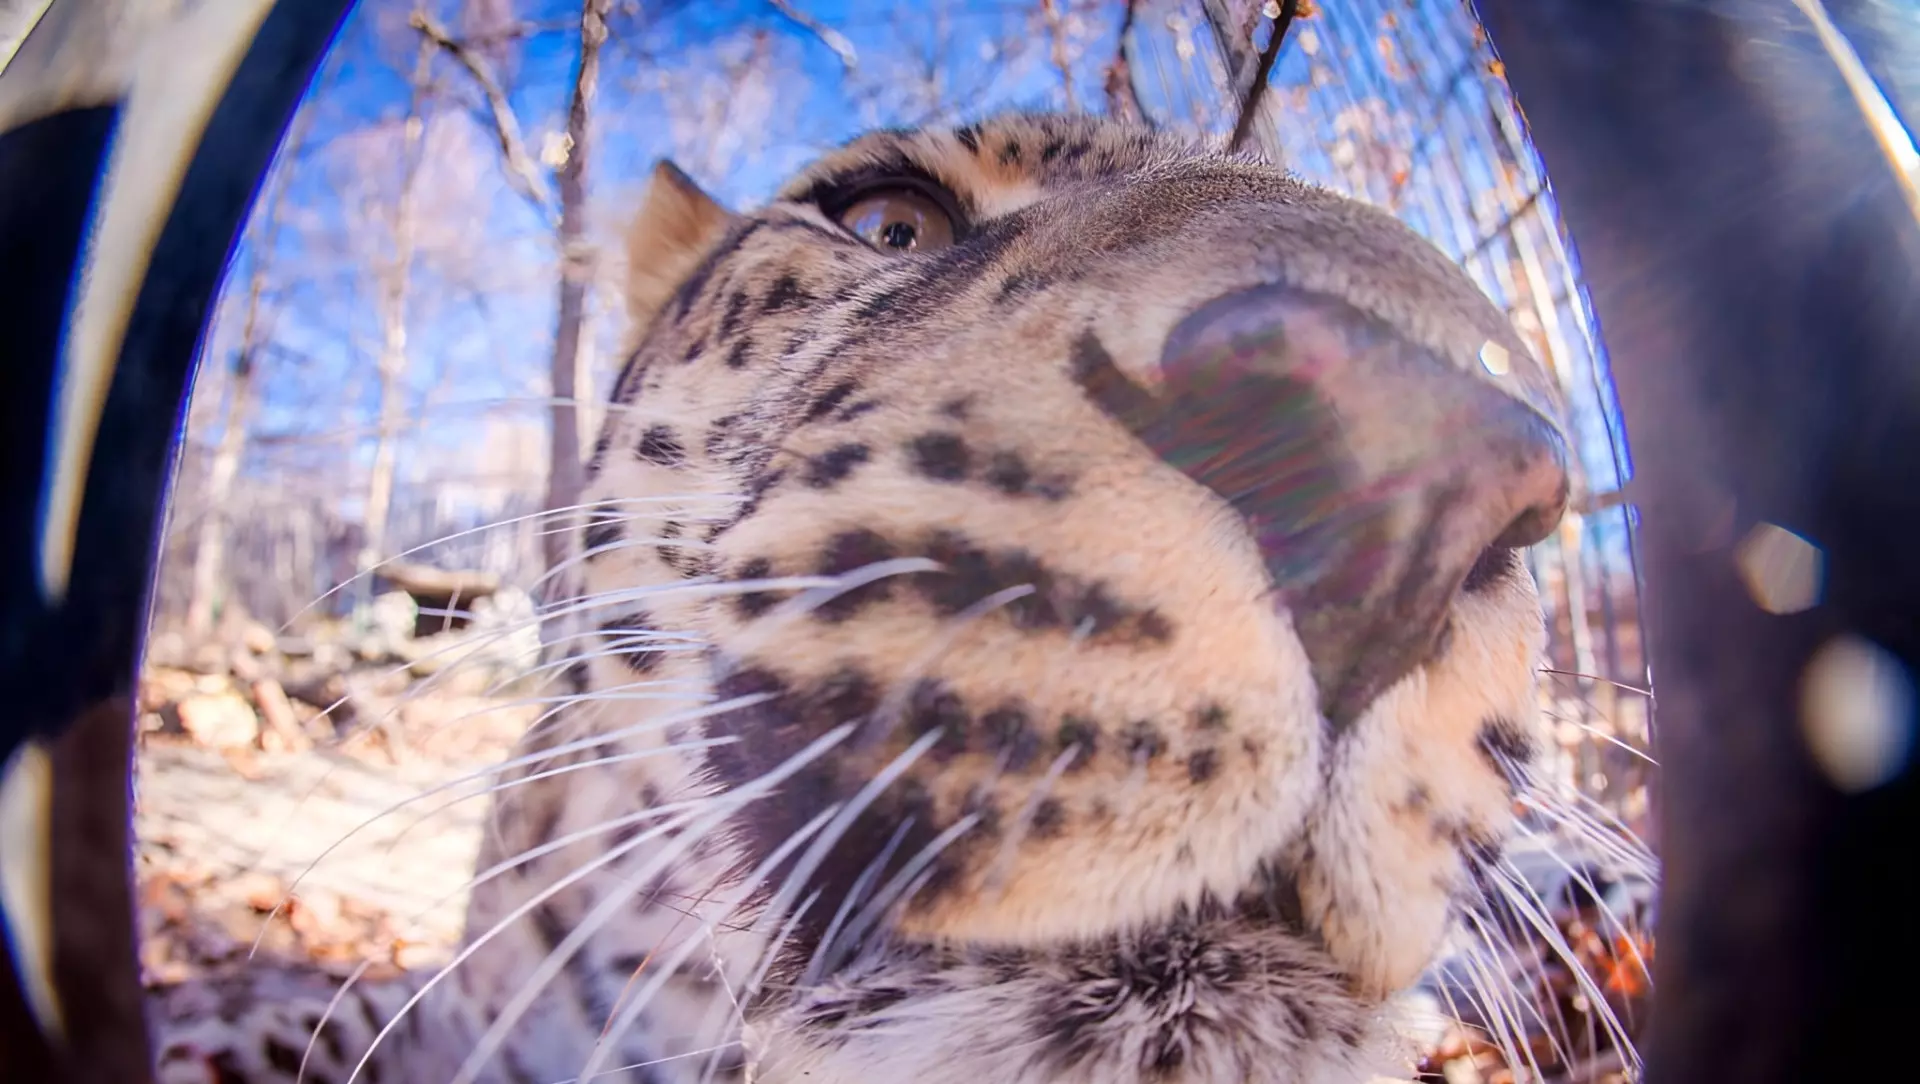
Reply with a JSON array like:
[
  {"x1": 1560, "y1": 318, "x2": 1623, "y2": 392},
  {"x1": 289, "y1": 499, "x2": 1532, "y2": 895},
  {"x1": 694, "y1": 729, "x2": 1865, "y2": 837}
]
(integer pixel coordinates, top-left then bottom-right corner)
[
  {"x1": 541, "y1": 0, "x2": 614, "y2": 598},
  {"x1": 1039, "y1": 0, "x2": 1076, "y2": 112},
  {"x1": 1102, "y1": 0, "x2": 1151, "y2": 127},
  {"x1": 766, "y1": 0, "x2": 857, "y2": 71},
  {"x1": 1228, "y1": 0, "x2": 1299, "y2": 153},
  {"x1": 409, "y1": 10, "x2": 556, "y2": 220}
]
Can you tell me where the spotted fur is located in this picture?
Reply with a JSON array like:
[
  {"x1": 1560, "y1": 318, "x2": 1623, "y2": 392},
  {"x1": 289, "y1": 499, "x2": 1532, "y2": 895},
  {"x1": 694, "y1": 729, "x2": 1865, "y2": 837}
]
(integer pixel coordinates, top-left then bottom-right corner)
[{"x1": 149, "y1": 113, "x2": 1570, "y2": 1084}]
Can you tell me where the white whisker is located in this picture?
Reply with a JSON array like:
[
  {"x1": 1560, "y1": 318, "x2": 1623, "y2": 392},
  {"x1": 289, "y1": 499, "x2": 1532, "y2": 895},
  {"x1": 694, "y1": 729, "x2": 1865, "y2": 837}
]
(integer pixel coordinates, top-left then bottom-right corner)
[
  {"x1": 545, "y1": 1040, "x2": 743, "y2": 1084},
  {"x1": 750, "y1": 727, "x2": 946, "y2": 948},
  {"x1": 247, "y1": 697, "x2": 770, "y2": 959},
  {"x1": 277, "y1": 496, "x2": 724, "y2": 633},
  {"x1": 864, "y1": 583, "x2": 1037, "y2": 745},
  {"x1": 294, "y1": 956, "x2": 379, "y2": 1084},
  {"x1": 440, "y1": 725, "x2": 857, "y2": 1084},
  {"x1": 823, "y1": 810, "x2": 982, "y2": 978},
  {"x1": 573, "y1": 805, "x2": 845, "y2": 1083},
  {"x1": 797, "y1": 818, "x2": 916, "y2": 988},
  {"x1": 1483, "y1": 861, "x2": 1639, "y2": 1073}
]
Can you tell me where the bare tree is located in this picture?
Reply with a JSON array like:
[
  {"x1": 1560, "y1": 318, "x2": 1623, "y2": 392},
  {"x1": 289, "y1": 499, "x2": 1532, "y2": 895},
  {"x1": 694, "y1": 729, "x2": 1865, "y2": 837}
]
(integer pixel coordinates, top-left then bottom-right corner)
[
  {"x1": 355, "y1": 32, "x2": 439, "y2": 608},
  {"x1": 1102, "y1": 0, "x2": 1150, "y2": 126},
  {"x1": 181, "y1": 101, "x2": 328, "y2": 636},
  {"x1": 416, "y1": 0, "x2": 616, "y2": 585},
  {"x1": 542, "y1": 0, "x2": 615, "y2": 581},
  {"x1": 1198, "y1": 0, "x2": 1290, "y2": 156},
  {"x1": 1040, "y1": 0, "x2": 1077, "y2": 111}
]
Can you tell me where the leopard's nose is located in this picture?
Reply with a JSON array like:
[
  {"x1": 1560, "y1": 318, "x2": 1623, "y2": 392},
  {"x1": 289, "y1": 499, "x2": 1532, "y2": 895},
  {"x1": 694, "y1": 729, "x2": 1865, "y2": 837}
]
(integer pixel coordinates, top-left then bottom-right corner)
[{"x1": 1087, "y1": 283, "x2": 1569, "y2": 728}]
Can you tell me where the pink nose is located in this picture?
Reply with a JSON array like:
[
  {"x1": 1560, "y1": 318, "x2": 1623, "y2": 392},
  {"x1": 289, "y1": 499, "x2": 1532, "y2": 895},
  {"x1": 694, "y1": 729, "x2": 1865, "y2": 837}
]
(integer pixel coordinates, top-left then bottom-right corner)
[{"x1": 1081, "y1": 283, "x2": 1569, "y2": 727}]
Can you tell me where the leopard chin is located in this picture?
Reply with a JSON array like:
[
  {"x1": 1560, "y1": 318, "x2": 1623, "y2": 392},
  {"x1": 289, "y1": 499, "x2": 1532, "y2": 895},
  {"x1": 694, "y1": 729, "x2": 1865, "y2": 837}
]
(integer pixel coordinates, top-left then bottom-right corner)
[{"x1": 152, "y1": 112, "x2": 1582, "y2": 1084}]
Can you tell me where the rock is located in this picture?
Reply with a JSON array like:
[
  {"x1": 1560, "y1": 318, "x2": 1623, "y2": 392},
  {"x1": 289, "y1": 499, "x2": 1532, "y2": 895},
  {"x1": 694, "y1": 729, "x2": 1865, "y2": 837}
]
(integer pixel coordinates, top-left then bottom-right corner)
[
  {"x1": 239, "y1": 621, "x2": 278, "y2": 656},
  {"x1": 370, "y1": 590, "x2": 418, "y2": 640},
  {"x1": 188, "y1": 642, "x2": 229, "y2": 675},
  {"x1": 252, "y1": 679, "x2": 311, "y2": 754},
  {"x1": 139, "y1": 667, "x2": 199, "y2": 712},
  {"x1": 227, "y1": 647, "x2": 263, "y2": 683},
  {"x1": 174, "y1": 693, "x2": 258, "y2": 749}
]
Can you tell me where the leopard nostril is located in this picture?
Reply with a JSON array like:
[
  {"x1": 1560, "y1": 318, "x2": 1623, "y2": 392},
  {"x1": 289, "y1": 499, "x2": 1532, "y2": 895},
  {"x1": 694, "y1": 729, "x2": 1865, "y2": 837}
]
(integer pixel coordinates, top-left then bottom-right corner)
[{"x1": 1132, "y1": 283, "x2": 1570, "y2": 728}]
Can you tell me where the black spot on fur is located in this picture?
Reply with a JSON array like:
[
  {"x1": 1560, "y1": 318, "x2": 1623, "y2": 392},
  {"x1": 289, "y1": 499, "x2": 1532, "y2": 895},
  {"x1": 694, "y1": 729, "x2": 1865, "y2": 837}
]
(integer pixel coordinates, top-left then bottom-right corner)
[
  {"x1": 583, "y1": 504, "x2": 623, "y2": 554},
  {"x1": 208, "y1": 1052, "x2": 252, "y2": 1083},
  {"x1": 999, "y1": 138, "x2": 1022, "y2": 165},
  {"x1": 734, "y1": 557, "x2": 779, "y2": 618},
  {"x1": 636, "y1": 425, "x2": 686, "y2": 467},
  {"x1": 908, "y1": 432, "x2": 971, "y2": 481},
  {"x1": 939, "y1": 395, "x2": 973, "y2": 420},
  {"x1": 530, "y1": 901, "x2": 569, "y2": 954},
  {"x1": 1057, "y1": 717, "x2": 1099, "y2": 771},
  {"x1": 916, "y1": 531, "x2": 1016, "y2": 617},
  {"x1": 1071, "y1": 330, "x2": 1157, "y2": 426},
  {"x1": 998, "y1": 272, "x2": 1043, "y2": 301},
  {"x1": 905, "y1": 679, "x2": 970, "y2": 759},
  {"x1": 705, "y1": 413, "x2": 741, "y2": 459},
  {"x1": 809, "y1": 667, "x2": 880, "y2": 730},
  {"x1": 1030, "y1": 798, "x2": 1065, "y2": 838},
  {"x1": 1136, "y1": 610, "x2": 1174, "y2": 643},
  {"x1": 960, "y1": 786, "x2": 1003, "y2": 838},
  {"x1": 725, "y1": 338, "x2": 753, "y2": 369},
  {"x1": 1193, "y1": 703, "x2": 1229, "y2": 731},
  {"x1": 600, "y1": 611, "x2": 665, "y2": 674},
  {"x1": 611, "y1": 350, "x2": 647, "y2": 405},
  {"x1": 586, "y1": 429, "x2": 613, "y2": 476},
  {"x1": 912, "y1": 530, "x2": 1165, "y2": 642},
  {"x1": 1039, "y1": 137, "x2": 1066, "y2": 164},
  {"x1": 1463, "y1": 546, "x2": 1519, "y2": 593},
  {"x1": 985, "y1": 451, "x2": 1032, "y2": 495},
  {"x1": 1476, "y1": 714, "x2": 1537, "y2": 786},
  {"x1": 670, "y1": 221, "x2": 762, "y2": 319},
  {"x1": 705, "y1": 665, "x2": 953, "y2": 948},
  {"x1": 839, "y1": 399, "x2": 881, "y2": 422},
  {"x1": 806, "y1": 379, "x2": 860, "y2": 422},
  {"x1": 1035, "y1": 475, "x2": 1074, "y2": 501},
  {"x1": 719, "y1": 289, "x2": 752, "y2": 340},
  {"x1": 983, "y1": 704, "x2": 1040, "y2": 771},
  {"x1": 1124, "y1": 720, "x2": 1166, "y2": 763},
  {"x1": 954, "y1": 124, "x2": 981, "y2": 154},
  {"x1": 808, "y1": 442, "x2": 872, "y2": 488},
  {"x1": 815, "y1": 529, "x2": 898, "y2": 620},
  {"x1": 682, "y1": 338, "x2": 705, "y2": 364},
  {"x1": 1187, "y1": 747, "x2": 1220, "y2": 784},
  {"x1": 264, "y1": 1039, "x2": 302, "y2": 1075},
  {"x1": 762, "y1": 272, "x2": 813, "y2": 313},
  {"x1": 798, "y1": 981, "x2": 916, "y2": 1030}
]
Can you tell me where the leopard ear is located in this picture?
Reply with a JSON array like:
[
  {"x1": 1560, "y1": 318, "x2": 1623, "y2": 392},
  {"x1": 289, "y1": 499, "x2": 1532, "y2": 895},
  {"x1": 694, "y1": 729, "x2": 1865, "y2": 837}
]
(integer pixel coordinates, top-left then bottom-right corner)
[{"x1": 625, "y1": 160, "x2": 738, "y2": 337}]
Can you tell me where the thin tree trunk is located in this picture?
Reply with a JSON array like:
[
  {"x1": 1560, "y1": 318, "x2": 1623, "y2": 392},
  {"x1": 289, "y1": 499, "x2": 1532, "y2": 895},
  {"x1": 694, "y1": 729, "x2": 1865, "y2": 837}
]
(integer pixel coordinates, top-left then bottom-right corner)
[
  {"x1": 356, "y1": 34, "x2": 435, "y2": 608},
  {"x1": 1040, "y1": 0, "x2": 1077, "y2": 111},
  {"x1": 541, "y1": 0, "x2": 612, "y2": 583},
  {"x1": 1102, "y1": 0, "x2": 1151, "y2": 127},
  {"x1": 1198, "y1": 0, "x2": 1284, "y2": 159},
  {"x1": 184, "y1": 106, "x2": 315, "y2": 638}
]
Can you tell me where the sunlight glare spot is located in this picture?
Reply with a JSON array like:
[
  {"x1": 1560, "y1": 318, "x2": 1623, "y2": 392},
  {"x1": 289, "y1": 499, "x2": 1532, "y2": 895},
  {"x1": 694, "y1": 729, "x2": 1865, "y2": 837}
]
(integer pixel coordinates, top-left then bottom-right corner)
[
  {"x1": 1733, "y1": 521, "x2": 1822, "y2": 615},
  {"x1": 1799, "y1": 634, "x2": 1915, "y2": 793},
  {"x1": 1477, "y1": 339, "x2": 1510, "y2": 377}
]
